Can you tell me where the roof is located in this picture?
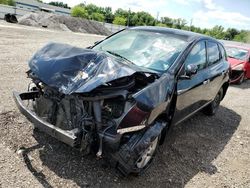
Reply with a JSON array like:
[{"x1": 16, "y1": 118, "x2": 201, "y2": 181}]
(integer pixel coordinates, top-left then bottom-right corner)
[{"x1": 129, "y1": 26, "x2": 212, "y2": 42}]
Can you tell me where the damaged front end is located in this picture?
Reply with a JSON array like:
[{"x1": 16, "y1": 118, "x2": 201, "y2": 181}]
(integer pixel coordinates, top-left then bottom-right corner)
[
  {"x1": 13, "y1": 43, "x2": 172, "y2": 174},
  {"x1": 230, "y1": 64, "x2": 245, "y2": 84}
]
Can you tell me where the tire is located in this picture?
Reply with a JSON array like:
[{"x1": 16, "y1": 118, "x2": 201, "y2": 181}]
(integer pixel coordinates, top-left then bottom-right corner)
[
  {"x1": 115, "y1": 134, "x2": 160, "y2": 176},
  {"x1": 203, "y1": 88, "x2": 223, "y2": 116},
  {"x1": 134, "y1": 136, "x2": 159, "y2": 171}
]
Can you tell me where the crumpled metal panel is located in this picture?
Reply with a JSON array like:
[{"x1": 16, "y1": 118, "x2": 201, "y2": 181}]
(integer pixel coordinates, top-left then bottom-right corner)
[
  {"x1": 28, "y1": 42, "x2": 150, "y2": 94},
  {"x1": 132, "y1": 73, "x2": 175, "y2": 109}
]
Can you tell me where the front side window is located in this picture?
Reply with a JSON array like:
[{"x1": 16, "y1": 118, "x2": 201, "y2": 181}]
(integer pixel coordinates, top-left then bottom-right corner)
[
  {"x1": 184, "y1": 41, "x2": 207, "y2": 71},
  {"x1": 207, "y1": 42, "x2": 220, "y2": 66},
  {"x1": 93, "y1": 30, "x2": 188, "y2": 72}
]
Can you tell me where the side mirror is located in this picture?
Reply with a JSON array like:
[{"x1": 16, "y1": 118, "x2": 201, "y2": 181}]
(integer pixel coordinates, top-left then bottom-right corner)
[
  {"x1": 179, "y1": 64, "x2": 198, "y2": 80},
  {"x1": 186, "y1": 64, "x2": 198, "y2": 76}
]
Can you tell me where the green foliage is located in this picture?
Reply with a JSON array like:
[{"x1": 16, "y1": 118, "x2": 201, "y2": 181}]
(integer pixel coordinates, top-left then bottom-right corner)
[
  {"x1": 71, "y1": 6, "x2": 88, "y2": 18},
  {"x1": 233, "y1": 31, "x2": 249, "y2": 43},
  {"x1": 90, "y1": 12, "x2": 105, "y2": 22},
  {"x1": 76, "y1": 3, "x2": 114, "y2": 23},
  {"x1": 161, "y1": 17, "x2": 173, "y2": 28},
  {"x1": 103, "y1": 7, "x2": 114, "y2": 23},
  {"x1": 173, "y1": 18, "x2": 187, "y2": 29},
  {"x1": 70, "y1": 2, "x2": 249, "y2": 43},
  {"x1": 156, "y1": 23, "x2": 167, "y2": 27},
  {"x1": 113, "y1": 16, "x2": 126, "y2": 26},
  {"x1": 0, "y1": 0, "x2": 15, "y2": 6},
  {"x1": 85, "y1": 4, "x2": 101, "y2": 15},
  {"x1": 205, "y1": 25, "x2": 226, "y2": 39},
  {"x1": 48, "y1": 1, "x2": 70, "y2": 9},
  {"x1": 224, "y1": 28, "x2": 239, "y2": 40},
  {"x1": 132, "y1": 11, "x2": 155, "y2": 26},
  {"x1": 114, "y1": 8, "x2": 129, "y2": 18},
  {"x1": 246, "y1": 33, "x2": 250, "y2": 43}
]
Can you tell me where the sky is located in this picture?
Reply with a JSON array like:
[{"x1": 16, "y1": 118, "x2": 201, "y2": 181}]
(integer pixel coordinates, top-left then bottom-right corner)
[{"x1": 43, "y1": 0, "x2": 250, "y2": 30}]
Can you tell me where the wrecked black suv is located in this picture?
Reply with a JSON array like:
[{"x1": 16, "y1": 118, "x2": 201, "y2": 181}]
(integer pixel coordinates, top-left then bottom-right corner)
[{"x1": 13, "y1": 27, "x2": 230, "y2": 175}]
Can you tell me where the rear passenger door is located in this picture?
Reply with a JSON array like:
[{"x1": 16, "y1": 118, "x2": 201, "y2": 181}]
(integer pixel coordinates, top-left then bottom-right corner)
[
  {"x1": 174, "y1": 40, "x2": 209, "y2": 124},
  {"x1": 205, "y1": 41, "x2": 226, "y2": 100}
]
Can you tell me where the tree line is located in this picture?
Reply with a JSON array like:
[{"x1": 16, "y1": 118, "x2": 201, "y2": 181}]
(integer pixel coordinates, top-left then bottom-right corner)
[{"x1": 70, "y1": 3, "x2": 250, "y2": 43}]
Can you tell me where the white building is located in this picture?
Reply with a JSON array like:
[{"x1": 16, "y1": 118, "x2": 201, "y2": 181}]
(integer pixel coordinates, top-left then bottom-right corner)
[{"x1": 15, "y1": 0, "x2": 70, "y2": 15}]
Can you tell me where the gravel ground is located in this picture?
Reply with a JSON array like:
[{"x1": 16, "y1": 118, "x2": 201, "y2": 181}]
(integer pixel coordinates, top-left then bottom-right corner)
[{"x1": 0, "y1": 21, "x2": 249, "y2": 188}]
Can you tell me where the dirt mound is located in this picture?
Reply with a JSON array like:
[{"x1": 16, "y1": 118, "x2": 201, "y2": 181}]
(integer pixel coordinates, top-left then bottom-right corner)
[{"x1": 18, "y1": 12, "x2": 111, "y2": 36}]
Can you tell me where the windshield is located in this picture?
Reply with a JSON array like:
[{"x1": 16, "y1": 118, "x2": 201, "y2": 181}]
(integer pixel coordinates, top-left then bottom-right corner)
[
  {"x1": 93, "y1": 30, "x2": 188, "y2": 72},
  {"x1": 225, "y1": 46, "x2": 249, "y2": 61}
]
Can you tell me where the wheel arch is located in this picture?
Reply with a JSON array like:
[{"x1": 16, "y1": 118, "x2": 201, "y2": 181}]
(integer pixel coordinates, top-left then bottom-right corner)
[
  {"x1": 221, "y1": 81, "x2": 229, "y2": 100},
  {"x1": 158, "y1": 92, "x2": 177, "y2": 145}
]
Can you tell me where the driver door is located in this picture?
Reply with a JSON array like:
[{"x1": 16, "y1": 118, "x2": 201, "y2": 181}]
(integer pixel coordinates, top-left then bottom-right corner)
[{"x1": 173, "y1": 40, "x2": 209, "y2": 125}]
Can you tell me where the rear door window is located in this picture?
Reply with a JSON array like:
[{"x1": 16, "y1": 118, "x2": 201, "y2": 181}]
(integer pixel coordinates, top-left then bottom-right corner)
[{"x1": 207, "y1": 41, "x2": 220, "y2": 66}]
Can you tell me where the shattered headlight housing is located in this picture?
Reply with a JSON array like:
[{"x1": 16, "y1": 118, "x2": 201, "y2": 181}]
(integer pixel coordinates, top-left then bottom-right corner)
[{"x1": 117, "y1": 104, "x2": 150, "y2": 134}]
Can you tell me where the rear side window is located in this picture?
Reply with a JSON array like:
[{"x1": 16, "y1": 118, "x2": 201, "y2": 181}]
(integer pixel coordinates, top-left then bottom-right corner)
[
  {"x1": 185, "y1": 41, "x2": 207, "y2": 71},
  {"x1": 207, "y1": 41, "x2": 220, "y2": 66}
]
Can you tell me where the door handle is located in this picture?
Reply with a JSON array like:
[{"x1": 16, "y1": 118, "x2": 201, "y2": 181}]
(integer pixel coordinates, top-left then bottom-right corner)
[{"x1": 203, "y1": 79, "x2": 210, "y2": 85}]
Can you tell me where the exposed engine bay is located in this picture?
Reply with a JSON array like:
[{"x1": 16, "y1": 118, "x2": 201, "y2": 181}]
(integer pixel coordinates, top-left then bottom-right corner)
[
  {"x1": 25, "y1": 68, "x2": 167, "y2": 161},
  {"x1": 30, "y1": 72, "x2": 156, "y2": 131}
]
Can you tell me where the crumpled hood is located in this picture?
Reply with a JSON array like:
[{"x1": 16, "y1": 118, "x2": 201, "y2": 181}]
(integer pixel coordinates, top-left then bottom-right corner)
[
  {"x1": 227, "y1": 57, "x2": 245, "y2": 68},
  {"x1": 29, "y1": 43, "x2": 152, "y2": 94}
]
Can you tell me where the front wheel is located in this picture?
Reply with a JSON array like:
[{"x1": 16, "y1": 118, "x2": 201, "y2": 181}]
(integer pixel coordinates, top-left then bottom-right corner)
[
  {"x1": 116, "y1": 134, "x2": 160, "y2": 176},
  {"x1": 203, "y1": 88, "x2": 223, "y2": 116},
  {"x1": 135, "y1": 136, "x2": 159, "y2": 169}
]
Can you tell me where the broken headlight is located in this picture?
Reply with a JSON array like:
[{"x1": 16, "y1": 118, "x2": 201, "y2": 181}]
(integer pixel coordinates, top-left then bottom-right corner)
[
  {"x1": 232, "y1": 64, "x2": 244, "y2": 71},
  {"x1": 117, "y1": 104, "x2": 150, "y2": 134}
]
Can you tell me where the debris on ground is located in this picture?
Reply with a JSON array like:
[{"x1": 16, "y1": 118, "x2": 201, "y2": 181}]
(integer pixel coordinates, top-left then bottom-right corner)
[{"x1": 4, "y1": 13, "x2": 18, "y2": 23}]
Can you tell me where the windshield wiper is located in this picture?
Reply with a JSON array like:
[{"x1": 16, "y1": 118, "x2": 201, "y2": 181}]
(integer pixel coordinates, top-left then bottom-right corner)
[{"x1": 106, "y1": 50, "x2": 134, "y2": 64}]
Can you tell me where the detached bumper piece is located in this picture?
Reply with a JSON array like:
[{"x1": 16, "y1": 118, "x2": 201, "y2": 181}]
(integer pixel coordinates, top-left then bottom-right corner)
[{"x1": 13, "y1": 91, "x2": 80, "y2": 147}]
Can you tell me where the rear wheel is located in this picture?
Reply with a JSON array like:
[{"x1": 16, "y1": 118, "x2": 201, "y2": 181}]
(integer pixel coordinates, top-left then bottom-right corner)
[{"x1": 203, "y1": 88, "x2": 223, "y2": 116}]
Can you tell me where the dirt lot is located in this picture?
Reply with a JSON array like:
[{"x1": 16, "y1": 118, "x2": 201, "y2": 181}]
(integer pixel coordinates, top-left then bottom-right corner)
[{"x1": 0, "y1": 21, "x2": 249, "y2": 188}]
